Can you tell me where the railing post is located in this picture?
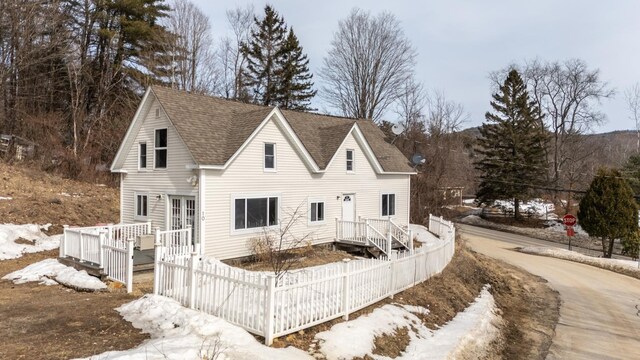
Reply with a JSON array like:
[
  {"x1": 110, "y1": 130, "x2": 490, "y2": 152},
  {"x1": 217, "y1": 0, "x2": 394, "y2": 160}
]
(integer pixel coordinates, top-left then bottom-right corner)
[
  {"x1": 126, "y1": 238, "x2": 134, "y2": 293},
  {"x1": 153, "y1": 233, "x2": 162, "y2": 295},
  {"x1": 342, "y1": 259, "x2": 351, "y2": 320},
  {"x1": 154, "y1": 227, "x2": 161, "y2": 247},
  {"x1": 107, "y1": 224, "x2": 113, "y2": 241},
  {"x1": 365, "y1": 219, "x2": 370, "y2": 244},
  {"x1": 147, "y1": 221, "x2": 152, "y2": 235},
  {"x1": 188, "y1": 251, "x2": 198, "y2": 309},
  {"x1": 61, "y1": 225, "x2": 68, "y2": 258},
  {"x1": 186, "y1": 225, "x2": 193, "y2": 253},
  {"x1": 264, "y1": 275, "x2": 276, "y2": 345},
  {"x1": 79, "y1": 231, "x2": 85, "y2": 262},
  {"x1": 98, "y1": 231, "x2": 106, "y2": 269},
  {"x1": 335, "y1": 217, "x2": 339, "y2": 240},
  {"x1": 386, "y1": 219, "x2": 392, "y2": 257}
]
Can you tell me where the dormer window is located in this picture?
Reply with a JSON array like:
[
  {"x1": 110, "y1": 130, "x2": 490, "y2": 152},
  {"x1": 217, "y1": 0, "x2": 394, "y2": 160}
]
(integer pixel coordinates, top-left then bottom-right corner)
[
  {"x1": 264, "y1": 143, "x2": 276, "y2": 171},
  {"x1": 155, "y1": 128, "x2": 167, "y2": 169},
  {"x1": 346, "y1": 149, "x2": 354, "y2": 172}
]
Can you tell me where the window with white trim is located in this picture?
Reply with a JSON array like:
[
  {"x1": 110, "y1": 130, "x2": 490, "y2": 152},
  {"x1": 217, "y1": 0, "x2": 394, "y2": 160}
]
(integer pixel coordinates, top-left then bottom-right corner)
[
  {"x1": 155, "y1": 128, "x2": 167, "y2": 169},
  {"x1": 135, "y1": 193, "x2": 148, "y2": 220},
  {"x1": 264, "y1": 143, "x2": 275, "y2": 170},
  {"x1": 139, "y1": 143, "x2": 147, "y2": 169},
  {"x1": 346, "y1": 149, "x2": 354, "y2": 172},
  {"x1": 234, "y1": 197, "x2": 278, "y2": 230},
  {"x1": 381, "y1": 193, "x2": 396, "y2": 216},
  {"x1": 310, "y1": 201, "x2": 325, "y2": 223}
]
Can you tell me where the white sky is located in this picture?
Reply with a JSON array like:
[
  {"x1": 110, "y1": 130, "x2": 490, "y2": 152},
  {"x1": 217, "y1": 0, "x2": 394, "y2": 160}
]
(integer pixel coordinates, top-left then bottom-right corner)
[{"x1": 194, "y1": 0, "x2": 640, "y2": 132}]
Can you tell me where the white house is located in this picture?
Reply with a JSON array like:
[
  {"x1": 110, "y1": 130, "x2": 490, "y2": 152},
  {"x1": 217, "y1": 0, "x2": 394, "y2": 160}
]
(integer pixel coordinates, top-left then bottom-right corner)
[{"x1": 110, "y1": 86, "x2": 415, "y2": 260}]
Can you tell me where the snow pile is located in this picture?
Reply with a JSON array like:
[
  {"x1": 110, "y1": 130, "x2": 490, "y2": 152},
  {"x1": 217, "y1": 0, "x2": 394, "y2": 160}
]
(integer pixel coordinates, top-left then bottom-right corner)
[
  {"x1": 2, "y1": 258, "x2": 106, "y2": 291},
  {"x1": 314, "y1": 285, "x2": 501, "y2": 359},
  {"x1": 0, "y1": 196, "x2": 12, "y2": 200},
  {"x1": 79, "y1": 295, "x2": 311, "y2": 360},
  {"x1": 492, "y1": 199, "x2": 556, "y2": 219},
  {"x1": 519, "y1": 247, "x2": 640, "y2": 275},
  {"x1": 409, "y1": 224, "x2": 441, "y2": 247},
  {"x1": 0, "y1": 223, "x2": 61, "y2": 260},
  {"x1": 544, "y1": 221, "x2": 589, "y2": 236}
]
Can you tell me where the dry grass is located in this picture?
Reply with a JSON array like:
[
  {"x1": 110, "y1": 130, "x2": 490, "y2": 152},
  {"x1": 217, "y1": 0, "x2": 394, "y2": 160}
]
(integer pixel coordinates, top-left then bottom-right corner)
[{"x1": 226, "y1": 245, "x2": 357, "y2": 272}]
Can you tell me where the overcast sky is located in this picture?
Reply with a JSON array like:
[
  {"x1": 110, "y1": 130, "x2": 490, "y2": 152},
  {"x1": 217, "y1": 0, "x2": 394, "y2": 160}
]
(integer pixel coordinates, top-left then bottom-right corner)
[{"x1": 194, "y1": 0, "x2": 640, "y2": 133}]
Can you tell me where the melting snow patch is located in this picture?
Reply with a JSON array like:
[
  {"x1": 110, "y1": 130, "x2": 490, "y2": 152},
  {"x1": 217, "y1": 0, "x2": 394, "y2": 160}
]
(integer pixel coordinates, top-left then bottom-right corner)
[
  {"x1": 0, "y1": 196, "x2": 12, "y2": 200},
  {"x1": 314, "y1": 285, "x2": 500, "y2": 360},
  {"x1": 78, "y1": 295, "x2": 312, "y2": 360},
  {"x1": 0, "y1": 224, "x2": 61, "y2": 260},
  {"x1": 2, "y1": 258, "x2": 106, "y2": 291},
  {"x1": 519, "y1": 247, "x2": 640, "y2": 274},
  {"x1": 409, "y1": 224, "x2": 441, "y2": 248}
]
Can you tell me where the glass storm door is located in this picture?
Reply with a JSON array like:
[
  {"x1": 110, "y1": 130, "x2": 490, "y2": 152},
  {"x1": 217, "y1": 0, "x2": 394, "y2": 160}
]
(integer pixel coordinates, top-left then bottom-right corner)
[{"x1": 169, "y1": 196, "x2": 196, "y2": 244}]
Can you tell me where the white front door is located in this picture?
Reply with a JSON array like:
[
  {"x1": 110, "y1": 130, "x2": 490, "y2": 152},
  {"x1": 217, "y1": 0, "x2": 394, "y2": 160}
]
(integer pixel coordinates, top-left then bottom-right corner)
[
  {"x1": 169, "y1": 196, "x2": 196, "y2": 243},
  {"x1": 341, "y1": 194, "x2": 355, "y2": 222}
]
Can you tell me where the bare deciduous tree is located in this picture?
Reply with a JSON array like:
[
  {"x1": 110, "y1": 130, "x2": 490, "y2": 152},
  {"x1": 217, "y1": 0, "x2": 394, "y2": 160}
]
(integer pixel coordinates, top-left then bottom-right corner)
[
  {"x1": 394, "y1": 78, "x2": 426, "y2": 131},
  {"x1": 164, "y1": 0, "x2": 217, "y2": 94},
  {"x1": 216, "y1": 5, "x2": 254, "y2": 100},
  {"x1": 320, "y1": 8, "x2": 416, "y2": 121},
  {"x1": 625, "y1": 83, "x2": 640, "y2": 152},
  {"x1": 424, "y1": 90, "x2": 467, "y2": 137},
  {"x1": 249, "y1": 203, "x2": 311, "y2": 280}
]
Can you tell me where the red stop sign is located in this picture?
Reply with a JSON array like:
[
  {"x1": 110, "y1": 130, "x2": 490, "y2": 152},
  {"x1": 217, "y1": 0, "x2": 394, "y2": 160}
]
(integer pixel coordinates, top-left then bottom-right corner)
[{"x1": 563, "y1": 214, "x2": 577, "y2": 227}]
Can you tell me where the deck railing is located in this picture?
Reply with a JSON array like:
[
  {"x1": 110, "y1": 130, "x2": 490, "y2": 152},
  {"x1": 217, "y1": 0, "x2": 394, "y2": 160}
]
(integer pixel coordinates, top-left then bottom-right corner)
[
  {"x1": 336, "y1": 217, "x2": 413, "y2": 256},
  {"x1": 60, "y1": 222, "x2": 151, "y2": 292}
]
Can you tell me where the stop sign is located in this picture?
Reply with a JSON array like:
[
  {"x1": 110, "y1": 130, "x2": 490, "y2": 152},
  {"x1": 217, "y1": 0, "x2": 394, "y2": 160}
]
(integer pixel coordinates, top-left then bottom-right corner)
[{"x1": 563, "y1": 214, "x2": 577, "y2": 227}]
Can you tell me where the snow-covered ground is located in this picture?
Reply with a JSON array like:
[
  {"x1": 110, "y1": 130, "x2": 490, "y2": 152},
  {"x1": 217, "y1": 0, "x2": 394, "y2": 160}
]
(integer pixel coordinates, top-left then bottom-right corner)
[
  {"x1": 544, "y1": 221, "x2": 589, "y2": 236},
  {"x1": 409, "y1": 224, "x2": 441, "y2": 247},
  {"x1": 0, "y1": 223, "x2": 61, "y2": 260},
  {"x1": 314, "y1": 285, "x2": 501, "y2": 359},
  {"x1": 81, "y1": 286, "x2": 499, "y2": 360},
  {"x1": 491, "y1": 199, "x2": 557, "y2": 220},
  {"x1": 519, "y1": 247, "x2": 640, "y2": 274},
  {"x1": 3, "y1": 258, "x2": 106, "y2": 291}
]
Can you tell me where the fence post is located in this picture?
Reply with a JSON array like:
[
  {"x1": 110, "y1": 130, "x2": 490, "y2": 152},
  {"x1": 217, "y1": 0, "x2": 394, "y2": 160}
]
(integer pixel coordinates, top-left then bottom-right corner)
[
  {"x1": 389, "y1": 257, "x2": 395, "y2": 299},
  {"x1": 79, "y1": 231, "x2": 85, "y2": 262},
  {"x1": 153, "y1": 231, "x2": 162, "y2": 295},
  {"x1": 342, "y1": 259, "x2": 351, "y2": 320},
  {"x1": 186, "y1": 225, "x2": 193, "y2": 253},
  {"x1": 408, "y1": 229, "x2": 414, "y2": 250},
  {"x1": 188, "y1": 251, "x2": 199, "y2": 309},
  {"x1": 126, "y1": 238, "x2": 134, "y2": 293},
  {"x1": 98, "y1": 231, "x2": 106, "y2": 269},
  {"x1": 264, "y1": 275, "x2": 276, "y2": 345},
  {"x1": 107, "y1": 224, "x2": 113, "y2": 241},
  {"x1": 61, "y1": 225, "x2": 68, "y2": 258}
]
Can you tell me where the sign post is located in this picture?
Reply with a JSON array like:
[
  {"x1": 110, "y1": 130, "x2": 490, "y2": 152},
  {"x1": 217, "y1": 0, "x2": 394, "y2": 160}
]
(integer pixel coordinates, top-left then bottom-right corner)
[{"x1": 563, "y1": 214, "x2": 577, "y2": 251}]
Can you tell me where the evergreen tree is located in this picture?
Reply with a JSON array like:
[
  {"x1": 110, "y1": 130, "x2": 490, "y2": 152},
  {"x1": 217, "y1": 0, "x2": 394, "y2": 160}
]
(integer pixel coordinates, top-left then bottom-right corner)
[
  {"x1": 274, "y1": 29, "x2": 316, "y2": 110},
  {"x1": 622, "y1": 154, "x2": 640, "y2": 195},
  {"x1": 475, "y1": 69, "x2": 548, "y2": 218},
  {"x1": 578, "y1": 168, "x2": 639, "y2": 258},
  {"x1": 241, "y1": 5, "x2": 315, "y2": 109}
]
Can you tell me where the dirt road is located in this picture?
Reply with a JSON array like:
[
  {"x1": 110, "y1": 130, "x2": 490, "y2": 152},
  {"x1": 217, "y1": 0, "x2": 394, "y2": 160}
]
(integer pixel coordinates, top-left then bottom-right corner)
[{"x1": 460, "y1": 224, "x2": 640, "y2": 360}]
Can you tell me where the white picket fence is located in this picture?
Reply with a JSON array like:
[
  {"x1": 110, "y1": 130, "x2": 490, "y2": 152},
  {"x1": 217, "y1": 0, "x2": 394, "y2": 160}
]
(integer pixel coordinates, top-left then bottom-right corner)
[
  {"x1": 154, "y1": 215, "x2": 455, "y2": 344},
  {"x1": 60, "y1": 222, "x2": 152, "y2": 292}
]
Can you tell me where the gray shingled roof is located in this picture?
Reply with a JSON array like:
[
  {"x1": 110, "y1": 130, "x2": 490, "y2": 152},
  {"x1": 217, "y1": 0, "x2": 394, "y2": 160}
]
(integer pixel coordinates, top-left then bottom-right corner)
[{"x1": 151, "y1": 86, "x2": 413, "y2": 173}]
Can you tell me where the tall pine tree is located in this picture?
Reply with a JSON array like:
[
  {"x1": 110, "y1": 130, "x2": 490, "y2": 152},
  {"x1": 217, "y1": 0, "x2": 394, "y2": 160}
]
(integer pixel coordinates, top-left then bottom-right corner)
[
  {"x1": 241, "y1": 5, "x2": 315, "y2": 109},
  {"x1": 475, "y1": 69, "x2": 548, "y2": 219}
]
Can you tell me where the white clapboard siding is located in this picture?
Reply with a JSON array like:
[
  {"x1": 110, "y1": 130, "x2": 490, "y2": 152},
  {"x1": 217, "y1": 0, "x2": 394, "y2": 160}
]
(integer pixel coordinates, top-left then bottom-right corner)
[
  {"x1": 119, "y1": 96, "x2": 198, "y2": 238},
  {"x1": 203, "y1": 117, "x2": 410, "y2": 260}
]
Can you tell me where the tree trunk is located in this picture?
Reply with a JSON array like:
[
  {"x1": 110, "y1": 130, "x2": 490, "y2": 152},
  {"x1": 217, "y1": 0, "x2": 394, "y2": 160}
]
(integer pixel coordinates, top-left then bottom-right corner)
[
  {"x1": 514, "y1": 197, "x2": 521, "y2": 219},
  {"x1": 606, "y1": 237, "x2": 614, "y2": 259}
]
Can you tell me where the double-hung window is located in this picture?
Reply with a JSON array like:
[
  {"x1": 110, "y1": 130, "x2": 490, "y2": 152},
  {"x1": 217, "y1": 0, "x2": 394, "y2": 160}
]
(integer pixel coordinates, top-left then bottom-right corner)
[
  {"x1": 381, "y1": 193, "x2": 396, "y2": 217},
  {"x1": 346, "y1": 149, "x2": 354, "y2": 172},
  {"x1": 135, "y1": 193, "x2": 148, "y2": 220},
  {"x1": 139, "y1": 143, "x2": 147, "y2": 169},
  {"x1": 310, "y1": 201, "x2": 325, "y2": 223},
  {"x1": 155, "y1": 128, "x2": 167, "y2": 169},
  {"x1": 235, "y1": 197, "x2": 278, "y2": 230},
  {"x1": 264, "y1": 143, "x2": 275, "y2": 171}
]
